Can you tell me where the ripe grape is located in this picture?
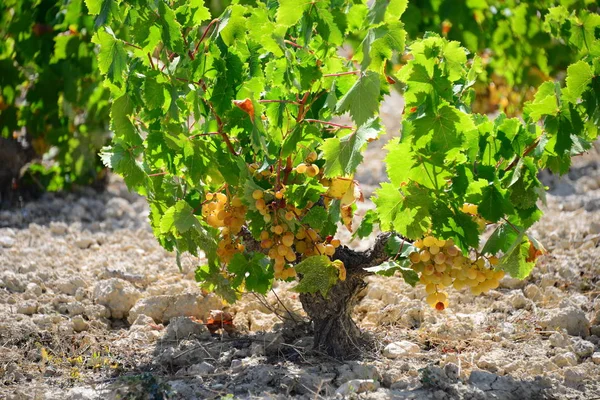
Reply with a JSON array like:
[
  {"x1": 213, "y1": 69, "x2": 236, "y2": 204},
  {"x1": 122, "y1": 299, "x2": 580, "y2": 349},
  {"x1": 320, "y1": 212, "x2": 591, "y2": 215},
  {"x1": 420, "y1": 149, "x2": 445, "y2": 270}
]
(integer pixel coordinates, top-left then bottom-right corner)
[{"x1": 296, "y1": 163, "x2": 307, "y2": 174}]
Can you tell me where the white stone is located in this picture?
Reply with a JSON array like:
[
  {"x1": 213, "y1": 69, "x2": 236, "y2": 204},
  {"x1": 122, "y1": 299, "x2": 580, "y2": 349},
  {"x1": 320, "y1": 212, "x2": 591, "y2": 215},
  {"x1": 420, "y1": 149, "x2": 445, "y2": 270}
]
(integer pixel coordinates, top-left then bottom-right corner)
[
  {"x1": 92, "y1": 278, "x2": 140, "y2": 319},
  {"x1": 335, "y1": 379, "x2": 380, "y2": 396},
  {"x1": 72, "y1": 316, "x2": 89, "y2": 332},
  {"x1": 591, "y1": 352, "x2": 600, "y2": 365},
  {"x1": 571, "y1": 338, "x2": 595, "y2": 358},
  {"x1": 549, "y1": 332, "x2": 570, "y2": 348},
  {"x1": 0, "y1": 235, "x2": 15, "y2": 248},
  {"x1": 524, "y1": 284, "x2": 543, "y2": 302},
  {"x1": 75, "y1": 237, "x2": 95, "y2": 249},
  {"x1": 382, "y1": 340, "x2": 420, "y2": 358},
  {"x1": 16, "y1": 300, "x2": 38, "y2": 315},
  {"x1": 551, "y1": 352, "x2": 578, "y2": 367},
  {"x1": 127, "y1": 293, "x2": 218, "y2": 324},
  {"x1": 539, "y1": 304, "x2": 590, "y2": 337},
  {"x1": 248, "y1": 310, "x2": 279, "y2": 332},
  {"x1": 54, "y1": 276, "x2": 88, "y2": 296},
  {"x1": 49, "y1": 222, "x2": 68, "y2": 235},
  {"x1": 165, "y1": 316, "x2": 210, "y2": 341}
]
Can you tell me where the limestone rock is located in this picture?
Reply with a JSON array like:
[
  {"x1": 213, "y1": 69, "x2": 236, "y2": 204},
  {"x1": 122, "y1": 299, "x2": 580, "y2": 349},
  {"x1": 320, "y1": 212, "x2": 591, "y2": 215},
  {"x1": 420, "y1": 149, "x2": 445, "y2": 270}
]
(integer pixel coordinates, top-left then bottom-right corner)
[
  {"x1": 383, "y1": 340, "x2": 420, "y2": 358},
  {"x1": 92, "y1": 278, "x2": 140, "y2": 319}
]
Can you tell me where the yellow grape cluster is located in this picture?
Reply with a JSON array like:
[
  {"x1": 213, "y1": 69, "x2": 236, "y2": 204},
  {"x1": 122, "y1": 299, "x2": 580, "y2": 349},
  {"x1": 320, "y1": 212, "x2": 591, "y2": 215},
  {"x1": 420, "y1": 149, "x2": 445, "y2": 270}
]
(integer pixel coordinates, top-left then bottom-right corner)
[
  {"x1": 294, "y1": 151, "x2": 320, "y2": 177},
  {"x1": 253, "y1": 187, "x2": 341, "y2": 280},
  {"x1": 409, "y1": 235, "x2": 505, "y2": 311},
  {"x1": 202, "y1": 192, "x2": 248, "y2": 263}
]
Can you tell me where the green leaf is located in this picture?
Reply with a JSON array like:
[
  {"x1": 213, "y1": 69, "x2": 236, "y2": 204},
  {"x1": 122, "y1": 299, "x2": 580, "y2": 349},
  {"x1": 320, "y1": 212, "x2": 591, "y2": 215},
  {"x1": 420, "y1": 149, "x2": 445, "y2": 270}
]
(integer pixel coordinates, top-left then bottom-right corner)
[
  {"x1": 85, "y1": 0, "x2": 113, "y2": 28},
  {"x1": 385, "y1": 235, "x2": 417, "y2": 256},
  {"x1": 479, "y1": 184, "x2": 510, "y2": 223},
  {"x1": 524, "y1": 81, "x2": 558, "y2": 120},
  {"x1": 361, "y1": 22, "x2": 406, "y2": 71},
  {"x1": 294, "y1": 255, "x2": 339, "y2": 297},
  {"x1": 277, "y1": 0, "x2": 311, "y2": 27},
  {"x1": 111, "y1": 94, "x2": 143, "y2": 146},
  {"x1": 321, "y1": 118, "x2": 381, "y2": 177},
  {"x1": 100, "y1": 145, "x2": 147, "y2": 192},
  {"x1": 336, "y1": 71, "x2": 381, "y2": 127},
  {"x1": 158, "y1": 1, "x2": 185, "y2": 54},
  {"x1": 368, "y1": 0, "x2": 408, "y2": 24},
  {"x1": 500, "y1": 233, "x2": 535, "y2": 279},
  {"x1": 364, "y1": 260, "x2": 419, "y2": 285},
  {"x1": 354, "y1": 209, "x2": 378, "y2": 239},
  {"x1": 228, "y1": 253, "x2": 273, "y2": 294},
  {"x1": 92, "y1": 28, "x2": 127, "y2": 84},
  {"x1": 160, "y1": 200, "x2": 199, "y2": 234},
  {"x1": 481, "y1": 223, "x2": 520, "y2": 255},
  {"x1": 302, "y1": 206, "x2": 328, "y2": 231},
  {"x1": 563, "y1": 61, "x2": 593, "y2": 103}
]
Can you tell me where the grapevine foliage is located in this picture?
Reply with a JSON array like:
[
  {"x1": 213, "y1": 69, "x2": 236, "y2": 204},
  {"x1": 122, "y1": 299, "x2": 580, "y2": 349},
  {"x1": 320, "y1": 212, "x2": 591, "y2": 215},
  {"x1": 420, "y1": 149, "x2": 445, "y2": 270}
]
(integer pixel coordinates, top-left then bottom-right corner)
[
  {"x1": 0, "y1": 0, "x2": 111, "y2": 190},
  {"x1": 402, "y1": 1, "x2": 598, "y2": 115},
  {"x1": 93, "y1": 1, "x2": 599, "y2": 308}
]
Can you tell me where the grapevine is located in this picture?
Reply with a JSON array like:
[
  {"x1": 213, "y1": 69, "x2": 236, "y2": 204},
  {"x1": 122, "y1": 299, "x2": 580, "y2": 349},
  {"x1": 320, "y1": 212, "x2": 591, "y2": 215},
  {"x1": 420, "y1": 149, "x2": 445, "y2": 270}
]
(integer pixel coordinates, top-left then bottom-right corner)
[
  {"x1": 0, "y1": 0, "x2": 111, "y2": 194},
  {"x1": 90, "y1": 0, "x2": 600, "y2": 356}
]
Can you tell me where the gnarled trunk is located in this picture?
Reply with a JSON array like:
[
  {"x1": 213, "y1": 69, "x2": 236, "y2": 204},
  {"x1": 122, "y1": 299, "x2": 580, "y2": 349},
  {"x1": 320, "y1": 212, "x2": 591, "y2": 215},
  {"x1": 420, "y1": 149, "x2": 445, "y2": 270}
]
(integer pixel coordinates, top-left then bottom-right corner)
[{"x1": 299, "y1": 233, "x2": 392, "y2": 359}]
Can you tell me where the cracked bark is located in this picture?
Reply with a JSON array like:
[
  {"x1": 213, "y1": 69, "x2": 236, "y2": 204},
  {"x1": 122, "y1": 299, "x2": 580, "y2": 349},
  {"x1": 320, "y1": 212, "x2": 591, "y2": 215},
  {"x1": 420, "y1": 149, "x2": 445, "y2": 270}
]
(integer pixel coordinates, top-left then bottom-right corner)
[{"x1": 298, "y1": 232, "x2": 393, "y2": 359}]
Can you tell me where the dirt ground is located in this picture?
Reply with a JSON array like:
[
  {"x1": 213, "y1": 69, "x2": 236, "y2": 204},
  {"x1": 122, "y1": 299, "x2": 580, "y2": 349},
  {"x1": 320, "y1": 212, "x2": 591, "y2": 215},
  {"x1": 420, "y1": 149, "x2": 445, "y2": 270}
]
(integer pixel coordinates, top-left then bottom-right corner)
[{"x1": 1, "y1": 93, "x2": 599, "y2": 399}]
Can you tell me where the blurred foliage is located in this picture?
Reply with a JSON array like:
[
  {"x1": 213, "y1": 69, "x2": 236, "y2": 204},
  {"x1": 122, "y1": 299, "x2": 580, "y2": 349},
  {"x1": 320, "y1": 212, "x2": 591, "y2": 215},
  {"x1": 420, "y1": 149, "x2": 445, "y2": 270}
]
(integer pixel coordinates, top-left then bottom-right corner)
[{"x1": 0, "y1": 0, "x2": 111, "y2": 192}]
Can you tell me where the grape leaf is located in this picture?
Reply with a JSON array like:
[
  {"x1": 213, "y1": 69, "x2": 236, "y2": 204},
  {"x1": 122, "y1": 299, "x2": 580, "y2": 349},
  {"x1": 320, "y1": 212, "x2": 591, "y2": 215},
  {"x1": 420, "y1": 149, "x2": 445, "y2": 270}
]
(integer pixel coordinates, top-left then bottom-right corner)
[
  {"x1": 160, "y1": 200, "x2": 199, "y2": 234},
  {"x1": 321, "y1": 118, "x2": 381, "y2": 177},
  {"x1": 294, "y1": 256, "x2": 339, "y2": 297},
  {"x1": 563, "y1": 61, "x2": 593, "y2": 104},
  {"x1": 228, "y1": 253, "x2": 273, "y2": 294},
  {"x1": 92, "y1": 28, "x2": 127, "y2": 84},
  {"x1": 364, "y1": 260, "x2": 418, "y2": 285},
  {"x1": 276, "y1": 0, "x2": 310, "y2": 28},
  {"x1": 336, "y1": 71, "x2": 381, "y2": 127},
  {"x1": 500, "y1": 233, "x2": 535, "y2": 279},
  {"x1": 100, "y1": 145, "x2": 146, "y2": 191},
  {"x1": 302, "y1": 206, "x2": 328, "y2": 231}
]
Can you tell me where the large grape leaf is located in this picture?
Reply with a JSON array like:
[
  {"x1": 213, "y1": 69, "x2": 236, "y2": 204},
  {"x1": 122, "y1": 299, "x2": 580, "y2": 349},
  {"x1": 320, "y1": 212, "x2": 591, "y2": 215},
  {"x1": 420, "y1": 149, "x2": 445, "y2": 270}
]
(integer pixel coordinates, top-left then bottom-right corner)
[
  {"x1": 336, "y1": 71, "x2": 381, "y2": 127},
  {"x1": 321, "y1": 118, "x2": 381, "y2": 177},
  {"x1": 160, "y1": 200, "x2": 199, "y2": 234},
  {"x1": 92, "y1": 28, "x2": 127, "y2": 84},
  {"x1": 228, "y1": 253, "x2": 273, "y2": 294},
  {"x1": 294, "y1": 256, "x2": 339, "y2": 297},
  {"x1": 563, "y1": 61, "x2": 593, "y2": 104}
]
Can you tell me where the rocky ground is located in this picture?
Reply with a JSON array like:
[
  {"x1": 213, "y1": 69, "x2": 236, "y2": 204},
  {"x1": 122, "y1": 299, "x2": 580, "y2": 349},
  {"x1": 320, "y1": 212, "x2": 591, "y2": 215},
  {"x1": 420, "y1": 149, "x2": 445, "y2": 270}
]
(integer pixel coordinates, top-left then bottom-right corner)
[{"x1": 1, "y1": 93, "x2": 600, "y2": 399}]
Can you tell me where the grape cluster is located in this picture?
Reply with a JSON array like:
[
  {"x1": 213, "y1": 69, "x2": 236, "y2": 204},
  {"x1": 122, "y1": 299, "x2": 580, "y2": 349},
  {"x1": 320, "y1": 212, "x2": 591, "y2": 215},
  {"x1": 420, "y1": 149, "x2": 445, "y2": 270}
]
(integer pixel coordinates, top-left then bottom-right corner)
[
  {"x1": 252, "y1": 187, "x2": 341, "y2": 280},
  {"x1": 409, "y1": 235, "x2": 505, "y2": 311},
  {"x1": 202, "y1": 150, "x2": 345, "y2": 281},
  {"x1": 202, "y1": 192, "x2": 248, "y2": 263},
  {"x1": 294, "y1": 151, "x2": 320, "y2": 177}
]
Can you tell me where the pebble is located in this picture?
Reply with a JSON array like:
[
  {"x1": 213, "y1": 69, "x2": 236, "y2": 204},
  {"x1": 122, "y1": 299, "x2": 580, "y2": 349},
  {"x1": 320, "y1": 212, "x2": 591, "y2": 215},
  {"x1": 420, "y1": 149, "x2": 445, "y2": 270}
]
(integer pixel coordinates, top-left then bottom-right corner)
[
  {"x1": 16, "y1": 300, "x2": 38, "y2": 315},
  {"x1": 592, "y1": 352, "x2": 600, "y2": 365},
  {"x1": 72, "y1": 315, "x2": 89, "y2": 332},
  {"x1": 92, "y1": 278, "x2": 140, "y2": 319},
  {"x1": 335, "y1": 379, "x2": 380, "y2": 396},
  {"x1": 551, "y1": 352, "x2": 578, "y2": 367},
  {"x1": 539, "y1": 302, "x2": 590, "y2": 337},
  {"x1": 382, "y1": 340, "x2": 420, "y2": 358},
  {"x1": 0, "y1": 235, "x2": 15, "y2": 248}
]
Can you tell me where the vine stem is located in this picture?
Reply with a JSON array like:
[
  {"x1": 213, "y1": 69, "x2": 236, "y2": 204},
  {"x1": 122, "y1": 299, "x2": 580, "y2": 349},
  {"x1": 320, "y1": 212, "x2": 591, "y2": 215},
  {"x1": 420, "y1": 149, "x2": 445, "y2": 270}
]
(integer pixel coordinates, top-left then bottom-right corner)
[
  {"x1": 284, "y1": 39, "x2": 303, "y2": 49},
  {"x1": 502, "y1": 217, "x2": 522, "y2": 234},
  {"x1": 304, "y1": 119, "x2": 353, "y2": 130},
  {"x1": 148, "y1": 171, "x2": 168, "y2": 177},
  {"x1": 505, "y1": 138, "x2": 540, "y2": 172},
  {"x1": 323, "y1": 71, "x2": 361, "y2": 77},
  {"x1": 192, "y1": 19, "x2": 219, "y2": 59},
  {"x1": 258, "y1": 99, "x2": 301, "y2": 105}
]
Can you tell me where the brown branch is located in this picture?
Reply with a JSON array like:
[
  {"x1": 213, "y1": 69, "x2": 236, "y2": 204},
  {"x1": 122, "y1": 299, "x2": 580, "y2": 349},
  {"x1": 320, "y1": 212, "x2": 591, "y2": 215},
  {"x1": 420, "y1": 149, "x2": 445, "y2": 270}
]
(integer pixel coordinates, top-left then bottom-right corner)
[
  {"x1": 188, "y1": 132, "x2": 219, "y2": 140},
  {"x1": 147, "y1": 53, "x2": 156, "y2": 69},
  {"x1": 206, "y1": 101, "x2": 238, "y2": 156},
  {"x1": 258, "y1": 99, "x2": 301, "y2": 105},
  {"x1": 148, "y1": 171, "x2": 168, "y2": 177},
  {"x1": 304, "y1": 119, "x2": 353, "y2": 130},
  {"x1": 323, "y1": 71, "x2": 361, "y2": 77},
  {"x1": 123, "y1": 40, "x2": 141, "y2": 50},
  {"x1": 505, "y1": 138, "x2": 540, "y2": 172},
  {"x1": 284, "y1": 39, "x2": 303, "y2": 49},
  {"x1": 192, "y1": 19, "x2": 219, "y2": 58}
]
